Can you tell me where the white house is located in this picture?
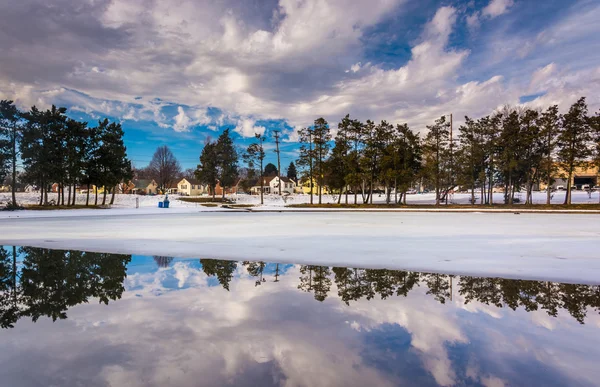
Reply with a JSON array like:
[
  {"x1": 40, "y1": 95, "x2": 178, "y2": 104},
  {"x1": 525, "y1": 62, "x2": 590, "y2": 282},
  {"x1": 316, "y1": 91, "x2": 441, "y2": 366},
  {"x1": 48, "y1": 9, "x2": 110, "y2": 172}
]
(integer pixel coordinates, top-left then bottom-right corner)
[
  {"x1": 177, "y1": 178, "x2": 206, "y2": 196},
  {"x1": 250, "y1": 176, "x2": 296, "y2": 195}
]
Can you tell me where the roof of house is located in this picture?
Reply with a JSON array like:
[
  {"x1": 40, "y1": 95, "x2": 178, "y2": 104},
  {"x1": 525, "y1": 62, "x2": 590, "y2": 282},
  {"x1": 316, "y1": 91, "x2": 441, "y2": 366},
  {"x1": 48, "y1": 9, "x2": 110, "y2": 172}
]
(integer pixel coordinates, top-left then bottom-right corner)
[
  {"x1": 180, "y1": 178, "x2": 202, "y2": 185},
  {"x1": 133, "y1": 179, "x2": 155, "y2": 189}
]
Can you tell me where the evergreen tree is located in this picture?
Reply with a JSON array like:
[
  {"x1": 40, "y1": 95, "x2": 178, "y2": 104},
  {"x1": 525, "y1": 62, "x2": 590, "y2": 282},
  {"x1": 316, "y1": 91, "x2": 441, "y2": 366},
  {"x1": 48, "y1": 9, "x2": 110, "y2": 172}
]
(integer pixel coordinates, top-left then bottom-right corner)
[
  {"x1": 286, "y1": 161, "x2": 298, "y2": 181},
  {"x1": 539, "y1": 105, "x2": 561, "y2": 205},
  {"x1": 215, "y1": 128, "x2": 239, "y2": 198},
  {"x1": 557, "y1": 97, "x2": 592, "y2": 205},
  {"x1": 297, "y1": 127, "x2": 316, "y2": 204},
  {"x1": 422, "y1": 116, "x2": 451, "y2": 205},
  {"x1": 312, "y1": 118, "x2": 331, "y2": 204},
  {"x1": 264, "y1": 163, "x2": 278, "y2": 176},
  {"x1": 0, "y1": 101, "x2": 23, "y2": 207},
  {"x1": 197, "y1": 139, "x2": 219, "y2": 200},
  {"x1": 200, "y1": 259, "x2": 237, "y2": 291}
]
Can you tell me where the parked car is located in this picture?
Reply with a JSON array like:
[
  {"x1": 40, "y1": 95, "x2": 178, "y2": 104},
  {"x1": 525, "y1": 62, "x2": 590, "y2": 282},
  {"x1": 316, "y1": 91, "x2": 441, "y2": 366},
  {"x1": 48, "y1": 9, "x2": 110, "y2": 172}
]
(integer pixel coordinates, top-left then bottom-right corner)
[
  {"x1": 593, "y1": 186, "x2": 600, "y2": 191},
  {"x1": 406, "y1": 189, "x2": 417, "y2": 195},
  {"x1": 556, "y1": 185, "x2": 565, "y2": 191},
  {"x1": 582, "y1": 184, "x2": 590, "y2": 191}
]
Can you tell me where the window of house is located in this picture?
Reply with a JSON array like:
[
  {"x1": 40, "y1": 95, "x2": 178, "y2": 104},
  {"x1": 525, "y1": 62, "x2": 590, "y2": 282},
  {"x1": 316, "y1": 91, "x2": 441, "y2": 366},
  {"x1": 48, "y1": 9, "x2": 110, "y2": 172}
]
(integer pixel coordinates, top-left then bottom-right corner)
[{"x1": 181, "y1": 185, "x2": 187, "y2": 189}]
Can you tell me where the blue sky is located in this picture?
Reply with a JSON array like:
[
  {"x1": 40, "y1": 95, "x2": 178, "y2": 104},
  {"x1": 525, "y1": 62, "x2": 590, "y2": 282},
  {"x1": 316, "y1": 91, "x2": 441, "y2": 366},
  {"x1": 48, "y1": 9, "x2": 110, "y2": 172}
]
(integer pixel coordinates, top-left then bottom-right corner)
[{"x1": 0, "y1": 0, "x2": 599, "y2": 169}]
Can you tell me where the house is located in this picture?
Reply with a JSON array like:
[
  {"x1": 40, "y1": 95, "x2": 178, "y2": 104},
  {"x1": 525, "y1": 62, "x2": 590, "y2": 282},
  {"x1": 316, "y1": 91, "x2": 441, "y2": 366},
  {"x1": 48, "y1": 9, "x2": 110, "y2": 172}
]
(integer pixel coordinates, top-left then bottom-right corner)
[
  {"x1": 212, "y1": 179, "x2": 242, "y2": 196},
  {"x1": 167, "y1": 183, "x2": 179, "y2": 195},
  {"x1": 132, "y1": 179, "x2": 159, "y2": 195},
  {"x1": 177, "y1": 178, "x2": 206, "y2": 196},
  {"x1": 299, "y1": 177, "x2": 330, "y2": 195},
  {"x1": 117, "y1": 181, "x2": 136, "y2": 194},
  {"x1": 250, "y1": 176, "x2": 297, "y2": 195},
  {"x1": 539, "y1": 162, "x2": 599, "y2": 190}
]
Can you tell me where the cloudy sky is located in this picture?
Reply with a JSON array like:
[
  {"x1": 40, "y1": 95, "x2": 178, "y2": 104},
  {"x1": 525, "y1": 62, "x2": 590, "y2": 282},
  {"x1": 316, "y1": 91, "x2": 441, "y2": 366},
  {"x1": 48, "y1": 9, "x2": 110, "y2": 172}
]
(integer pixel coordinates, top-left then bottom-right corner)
[{"x1": 1, "y1": 0, "x2": 599, "y2": 168}]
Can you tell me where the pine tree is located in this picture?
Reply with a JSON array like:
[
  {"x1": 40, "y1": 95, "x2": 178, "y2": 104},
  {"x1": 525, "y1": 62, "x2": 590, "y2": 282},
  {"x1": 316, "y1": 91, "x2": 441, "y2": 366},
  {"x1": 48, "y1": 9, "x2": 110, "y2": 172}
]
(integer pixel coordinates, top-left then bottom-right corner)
[
  {"x1": 286, "y1": 161, "x2": 298, "y2": 181},
  {"x1": 0, "y1": 101, "x2": 23, "y2": 208},
  {"x1": 312, "y1": 118, "x2": 331, "y2": 204},
  {"x1": 557, "y1": 97, "x2": 592, "y2": 205},
  {"x1": 423, "y1": 116, "x2": 451, "y2": 205},
  {"x1": 297, "y1": 127, "x2": 316, "y2": 204},
  {"x1": 215, "y1": 128, "x2": 239, "y2": 198},
  {"x1": 539, "y1": 105, "x2": 561, "y2": 205},
  {"x1": 197, "y1": 140, "x2": 219, "y2": 200}
]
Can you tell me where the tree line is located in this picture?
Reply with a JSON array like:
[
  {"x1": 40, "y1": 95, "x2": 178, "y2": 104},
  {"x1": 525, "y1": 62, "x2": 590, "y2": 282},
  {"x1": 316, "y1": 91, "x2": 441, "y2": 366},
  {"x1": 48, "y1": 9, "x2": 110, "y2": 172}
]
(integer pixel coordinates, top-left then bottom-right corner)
[
  {"x1": 190, "y1": 96, "x2": 600, "y2": 206},
  {"x1": 0, "y1": 101, "x2": 132, "y2": 208},
  {"x1": 294, "y1": 97, "x2": 599, "y2": 206}
]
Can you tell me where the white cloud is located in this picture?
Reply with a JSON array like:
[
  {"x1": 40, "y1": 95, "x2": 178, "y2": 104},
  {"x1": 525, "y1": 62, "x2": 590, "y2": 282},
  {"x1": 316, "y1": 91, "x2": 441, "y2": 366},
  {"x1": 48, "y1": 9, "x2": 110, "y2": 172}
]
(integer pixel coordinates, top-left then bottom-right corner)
[
  {"x1": 234, "y1": 118, "x2": 266, "y2": 137},
  {"x1": 482, "y1": 0, "x2": 514, "y2": 19},
  {"x1": 172, "y1": 106, "x2": 210, "y2": 132}
]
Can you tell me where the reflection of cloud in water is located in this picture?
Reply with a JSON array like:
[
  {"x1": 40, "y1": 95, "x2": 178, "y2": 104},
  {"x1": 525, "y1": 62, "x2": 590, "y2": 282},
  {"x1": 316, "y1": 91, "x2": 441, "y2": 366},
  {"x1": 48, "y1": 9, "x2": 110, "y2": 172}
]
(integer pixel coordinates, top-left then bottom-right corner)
[{"x1": 1, "y1": 252, "x2": 600, "y2": 386}]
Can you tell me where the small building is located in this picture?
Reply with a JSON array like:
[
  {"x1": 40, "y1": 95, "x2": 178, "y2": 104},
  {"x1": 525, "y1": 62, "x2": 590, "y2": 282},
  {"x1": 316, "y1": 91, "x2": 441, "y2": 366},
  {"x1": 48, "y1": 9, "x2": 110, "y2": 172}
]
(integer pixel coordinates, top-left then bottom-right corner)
[
  {"x1": 177, "y1": 178, "x2": 206, "y2": 196},
  {"x1": 539, "y1": 162, "x2": 599, "y2": 190},
  {"x1": 212, "y1": 179, "x2": 241, "y2": 196},
  {"x1": 166, "y1": 183, "x2": 179, "y2": 195},
  {"x1": 249, "y1": 176, "x2": 297, "y2": 195},
  {"x1": 300, "y1": 177, "x2": 330, "y2": 195},
  {"x1": 132, "y1": 179, "x2": 159, "y2": 195}
]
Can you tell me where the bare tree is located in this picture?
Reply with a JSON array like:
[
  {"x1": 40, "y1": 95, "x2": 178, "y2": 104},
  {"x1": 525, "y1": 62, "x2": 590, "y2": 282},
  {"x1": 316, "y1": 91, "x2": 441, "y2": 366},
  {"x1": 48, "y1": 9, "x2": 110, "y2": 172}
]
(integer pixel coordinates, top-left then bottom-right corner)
[{"x1": 148, "y1": 145, "x2": 181, "y2": 193}]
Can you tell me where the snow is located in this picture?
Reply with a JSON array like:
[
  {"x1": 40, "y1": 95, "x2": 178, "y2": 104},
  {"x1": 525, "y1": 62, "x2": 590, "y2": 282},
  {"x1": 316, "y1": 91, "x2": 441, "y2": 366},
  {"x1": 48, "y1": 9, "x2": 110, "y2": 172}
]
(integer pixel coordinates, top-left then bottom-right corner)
[{"x1": 1, "y1": 209, "x2": 599, "y2": 285}]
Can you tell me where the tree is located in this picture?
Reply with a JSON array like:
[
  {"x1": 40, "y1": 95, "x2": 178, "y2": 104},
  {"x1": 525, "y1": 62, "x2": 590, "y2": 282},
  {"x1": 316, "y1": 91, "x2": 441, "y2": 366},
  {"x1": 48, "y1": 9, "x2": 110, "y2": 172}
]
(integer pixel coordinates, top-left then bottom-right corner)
[
  {"x1": 264, "y1": 163, "x2": 278, "y2": 176},
  {"x1": 286, "y1": 162, "x2": 298, "y2": 181},
  {"x1": 539, "y1": 105, "x2": 561, "y2": 205},
  {"x1": 200, "y1": 259, "x2": 237, "y2": 291},
  {"x1": 422, "y1": 116, "x2": 451, "y2": 205},
  {"x1": 0, "y1": 101, "x2": 23, "y2": 208},
  {"x1": 557, "y1": 97, "x2": 592, "y2": 205},
  {"x1": 244, "y1": 134, "x2": 266, "y2": 204},
  {"x1": 197, "y1": 139, "x2": 219, "y2": 200},
  {"x1": 297, "y1": 127, "x2": 315, "y2": 204},
  {"x1": 312, "y1": 118, "x2": 332, "y2": 204},
  {"x1": 148, "y1": 145, "x2": 181, "y2": 193},
  {"x1": 215, "y1": 128, "x2": 239, "y2": 199},
  {"x1": 95, "y1": 119, "x2": 132, "y2": 205}
]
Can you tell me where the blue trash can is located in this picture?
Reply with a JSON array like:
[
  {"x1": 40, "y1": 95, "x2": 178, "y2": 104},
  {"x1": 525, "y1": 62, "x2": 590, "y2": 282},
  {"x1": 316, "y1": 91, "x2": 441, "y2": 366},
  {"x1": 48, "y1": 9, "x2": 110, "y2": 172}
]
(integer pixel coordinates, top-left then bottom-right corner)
[
  {"x1": 164, "y1": 200, "x2": 170, "y2": 208},
  {"x1": 158, "y1": 202, "x2": 164, "y2": 208}
]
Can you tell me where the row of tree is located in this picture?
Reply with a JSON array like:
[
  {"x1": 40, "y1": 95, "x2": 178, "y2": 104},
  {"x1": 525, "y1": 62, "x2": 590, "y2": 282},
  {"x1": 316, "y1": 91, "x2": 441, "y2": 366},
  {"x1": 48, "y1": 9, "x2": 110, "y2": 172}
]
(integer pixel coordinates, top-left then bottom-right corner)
[
  {"x1": 295, "y1": 97, "x2": 600, "y2": 205},
  {"x1": 0, "y1": 101, "x2": 132, "y2": 207}
]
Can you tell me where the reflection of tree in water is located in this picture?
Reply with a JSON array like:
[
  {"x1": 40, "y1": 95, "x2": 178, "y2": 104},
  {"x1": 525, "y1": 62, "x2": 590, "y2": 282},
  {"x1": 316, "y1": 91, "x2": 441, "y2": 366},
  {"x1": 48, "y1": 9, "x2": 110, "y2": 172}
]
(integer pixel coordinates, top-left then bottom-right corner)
[
  {"x1": 154, "y1": 256, "x2": 174, "y2": 268},
  {"x1": 0, "y1": 246, "x2": 131, "y2": 329},
  {"x1": 298, "y1": 265, "x2": 331, "y2": 302},
  {"x1": 243, "y1": 261, "x2": 266, "y2": 286},
  {"x1": 200, "y1": 259, "x2": 237, "y2": 291}
]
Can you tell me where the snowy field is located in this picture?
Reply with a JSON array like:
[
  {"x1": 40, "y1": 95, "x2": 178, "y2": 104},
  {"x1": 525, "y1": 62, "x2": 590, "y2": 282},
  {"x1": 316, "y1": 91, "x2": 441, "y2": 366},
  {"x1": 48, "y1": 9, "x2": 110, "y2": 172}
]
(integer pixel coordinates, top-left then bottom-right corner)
[
  {"x1": 0, "y1": 210, "x2": 599, "y2": 284},
  {"x1": 1, "y1": 190, "x2": 598, "y2": 214}
]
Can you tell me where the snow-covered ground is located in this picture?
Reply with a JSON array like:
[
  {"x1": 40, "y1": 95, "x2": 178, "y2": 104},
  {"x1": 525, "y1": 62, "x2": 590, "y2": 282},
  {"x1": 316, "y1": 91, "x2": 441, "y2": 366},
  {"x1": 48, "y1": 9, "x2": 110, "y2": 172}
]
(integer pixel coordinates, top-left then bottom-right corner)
[{"x1": 1, "y1": 211, "x2": 599, "y2": 284}]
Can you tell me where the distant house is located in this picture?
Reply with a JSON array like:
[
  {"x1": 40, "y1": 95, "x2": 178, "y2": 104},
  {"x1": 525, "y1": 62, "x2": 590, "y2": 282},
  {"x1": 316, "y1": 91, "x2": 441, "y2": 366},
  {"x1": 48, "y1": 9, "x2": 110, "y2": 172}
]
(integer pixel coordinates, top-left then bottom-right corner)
[
  {"x1": 250, "y1": 176, "x2": 297, "y2": 195},
  {"x1": 299, "y1": 177, "x2": 330, "y2": 195},
  {"x1": 132, "y1": 179, "x2": 158, "y2": 195},
  {"x1": 167, "y1": 183, "x2": 179, "y2": 194},
  {"x1": 24, "y1": 184, "x2": 38, "y2": 193},
  {"x1": 177, "y1": 178, "x2": 206, "y2": 196},
  {"x1": 212, "y1": 179, "x2": 242, "y2": 196}
]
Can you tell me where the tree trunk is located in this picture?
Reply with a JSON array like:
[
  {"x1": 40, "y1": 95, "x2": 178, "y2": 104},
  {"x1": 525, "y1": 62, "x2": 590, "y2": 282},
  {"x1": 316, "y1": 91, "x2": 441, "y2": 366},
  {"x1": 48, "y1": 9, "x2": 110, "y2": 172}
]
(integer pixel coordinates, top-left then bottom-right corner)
[
  {"x1": 110, "y1": 185, "x2": 116, "y2": 205},
  {"x1": 95, "y1": 186, "x2": 98, "y2": 206},
  {"x1": 39, "y1": 183, "x2": 44, "y2": 206},
  {"x1": 11, "y1": 127, "x2": 17, "y2": 206},
  {"x1": 67, "y1": 184, "x2": 72, "y2": 206},
  {"x1": 86, "y1": 186, "x2": 90, "y2": 206},
  {"x1": 56, "y1": 185, "x2": 60, "y2": 206},
  {"x1": 72, "y1": 184, "x2": 77, "y2": 206},
  {"x1": 102, "y1": 187, "x2": 107, "y2": 205},
  {"x1": 565, "y1": 167, "x2": 573, "y2": 205},
  {"x1": 44, "y1": 184, "x2": 48, "y2": 205}
]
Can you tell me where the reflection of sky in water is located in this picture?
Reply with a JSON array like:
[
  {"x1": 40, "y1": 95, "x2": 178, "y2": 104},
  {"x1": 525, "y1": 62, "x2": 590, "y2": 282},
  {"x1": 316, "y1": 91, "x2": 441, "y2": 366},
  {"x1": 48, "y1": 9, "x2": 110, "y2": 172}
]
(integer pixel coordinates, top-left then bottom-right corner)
[{"x1": 0, "y1": 248, "x2": 599, "y2": 387}]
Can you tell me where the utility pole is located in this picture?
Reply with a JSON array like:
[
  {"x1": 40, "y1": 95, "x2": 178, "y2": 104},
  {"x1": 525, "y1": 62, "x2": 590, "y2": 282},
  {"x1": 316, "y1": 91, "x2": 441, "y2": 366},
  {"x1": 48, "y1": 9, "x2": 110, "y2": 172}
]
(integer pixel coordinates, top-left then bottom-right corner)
[{"x1": 273, "y1": 130, "x2": 282, "y2": 195}]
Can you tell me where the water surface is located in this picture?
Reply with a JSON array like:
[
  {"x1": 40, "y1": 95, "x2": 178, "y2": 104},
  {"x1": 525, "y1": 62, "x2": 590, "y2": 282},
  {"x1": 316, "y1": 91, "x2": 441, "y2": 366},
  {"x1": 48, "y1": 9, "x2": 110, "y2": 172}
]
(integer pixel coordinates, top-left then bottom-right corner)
[{"x1": 0, "y1": 246, "x2": 599, "y2": 387}]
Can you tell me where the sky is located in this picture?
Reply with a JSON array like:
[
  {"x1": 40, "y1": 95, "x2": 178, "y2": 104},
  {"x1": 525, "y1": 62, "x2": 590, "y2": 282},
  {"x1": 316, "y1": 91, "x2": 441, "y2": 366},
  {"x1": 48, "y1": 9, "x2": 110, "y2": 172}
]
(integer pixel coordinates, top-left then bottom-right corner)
[{"x1": 0, "y1": 0, "x2": 599, "y2": 169}]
